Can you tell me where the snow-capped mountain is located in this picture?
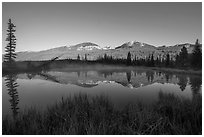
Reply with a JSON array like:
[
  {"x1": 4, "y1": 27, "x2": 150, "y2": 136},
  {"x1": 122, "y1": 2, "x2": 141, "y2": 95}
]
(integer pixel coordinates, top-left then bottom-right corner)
[
  {"x1": 102, "y1": 46, "x2": 113, "y2": 50},
  {"x1": 67, "y1": 42, "x2": 102, "y2": 50},
  {"x1": 13, "y1": 41, "x2": 201, "y2": 61},
  {"x1": 115, "y1": 41, "x2": 156, "y2": 49}
]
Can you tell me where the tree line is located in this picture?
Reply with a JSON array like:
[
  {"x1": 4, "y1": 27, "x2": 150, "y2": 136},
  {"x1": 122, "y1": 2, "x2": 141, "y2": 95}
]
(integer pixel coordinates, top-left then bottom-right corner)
[{"x1": 93, "y1": 39, "x2": 202, "y2": 70}]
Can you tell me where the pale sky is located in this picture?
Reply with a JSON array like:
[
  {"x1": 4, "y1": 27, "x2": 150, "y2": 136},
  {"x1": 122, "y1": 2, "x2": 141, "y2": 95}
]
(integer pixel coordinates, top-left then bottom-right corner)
[{"x1": 2, "y1": 2, "x2": 202, "y2": 52}]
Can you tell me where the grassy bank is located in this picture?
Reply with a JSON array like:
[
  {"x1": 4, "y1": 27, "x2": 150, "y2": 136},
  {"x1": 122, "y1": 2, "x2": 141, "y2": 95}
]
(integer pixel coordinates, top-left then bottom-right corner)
[{"x1": 3, "y1": 92, "x2": 202, "y2": 135}]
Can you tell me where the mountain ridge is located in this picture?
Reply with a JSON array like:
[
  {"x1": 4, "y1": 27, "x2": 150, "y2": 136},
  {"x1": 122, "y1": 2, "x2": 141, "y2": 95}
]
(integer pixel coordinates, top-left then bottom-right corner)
[{"x1": 4, "y1": 41, "x2": 200, "y2": 61}]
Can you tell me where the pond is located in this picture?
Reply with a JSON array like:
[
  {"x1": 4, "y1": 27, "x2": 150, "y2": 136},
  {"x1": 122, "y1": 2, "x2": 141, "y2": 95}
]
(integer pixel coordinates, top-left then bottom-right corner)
[{"x1": 2, "y1": 67, "x2": 202, "y2": 118}]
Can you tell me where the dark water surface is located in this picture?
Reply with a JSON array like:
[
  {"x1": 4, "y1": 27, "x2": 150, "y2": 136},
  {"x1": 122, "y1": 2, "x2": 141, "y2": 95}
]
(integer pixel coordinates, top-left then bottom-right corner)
[{"x1": 2, "y1": 67, "x2": 202, "y2": 117}]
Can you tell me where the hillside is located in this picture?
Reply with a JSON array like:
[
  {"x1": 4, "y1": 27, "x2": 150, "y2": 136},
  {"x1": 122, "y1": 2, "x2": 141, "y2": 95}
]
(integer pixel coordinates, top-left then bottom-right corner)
[{"x1": 12, "y1": 41, "x2": 199, "y2": 61}]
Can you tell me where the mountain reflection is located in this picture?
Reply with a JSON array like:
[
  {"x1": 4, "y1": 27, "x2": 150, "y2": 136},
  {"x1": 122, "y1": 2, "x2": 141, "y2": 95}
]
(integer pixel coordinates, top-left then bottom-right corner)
[
  {"x1": 3, "y1": 69, "x2": 202, "y2": 118},
  {"x1": 16, "y1": 69, "x2": 202, "y2": 95},
  {"x1": 4, "y1": 74, "x2": 19, "y2": 119},
  {"x1": 26, "y1": 72, "x2": 60, "y2": 83}
]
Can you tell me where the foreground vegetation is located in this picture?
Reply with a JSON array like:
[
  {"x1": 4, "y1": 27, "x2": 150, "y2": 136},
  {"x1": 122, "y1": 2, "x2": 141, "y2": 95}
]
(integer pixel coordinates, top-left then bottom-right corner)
[{"x1": 3, "y1": 92, "x2": 202, "y2": 135}]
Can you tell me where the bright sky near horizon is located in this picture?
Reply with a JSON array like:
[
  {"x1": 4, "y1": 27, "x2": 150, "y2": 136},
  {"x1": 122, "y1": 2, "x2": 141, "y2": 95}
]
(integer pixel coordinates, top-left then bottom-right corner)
[{"x1": 2, "y1": 2, "x2": 202, "y2": 52}]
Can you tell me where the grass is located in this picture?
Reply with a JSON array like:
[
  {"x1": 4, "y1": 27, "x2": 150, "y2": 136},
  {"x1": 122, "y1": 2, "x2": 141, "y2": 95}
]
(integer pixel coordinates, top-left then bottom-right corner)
[{"x1": 2, "y1": 92, "x2": 202, "y2": 135}]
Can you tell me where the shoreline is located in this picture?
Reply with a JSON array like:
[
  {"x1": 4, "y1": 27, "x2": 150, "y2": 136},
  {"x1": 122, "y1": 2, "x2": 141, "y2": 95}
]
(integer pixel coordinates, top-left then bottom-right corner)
[
  {"x1": 144, "y1": 66, "x2": 202, "y2": 75},
  {"x1": 2, "y1": 61, "x2": 202, "y2": 76}
]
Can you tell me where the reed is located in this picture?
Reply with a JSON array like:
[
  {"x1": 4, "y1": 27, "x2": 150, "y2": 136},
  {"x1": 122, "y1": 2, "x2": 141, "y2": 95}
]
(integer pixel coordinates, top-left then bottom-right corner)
[{"x1": 2, "y1": 92, "x2": 202, "y2": 135}]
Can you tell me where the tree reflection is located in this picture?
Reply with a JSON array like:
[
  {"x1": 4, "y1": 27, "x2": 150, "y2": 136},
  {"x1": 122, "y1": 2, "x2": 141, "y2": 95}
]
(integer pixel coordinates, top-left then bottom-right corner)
[
  {"x1": 103, "y1": 71, "x2": 113, "y2": 78},
  {"x1": 165, "y1": 73, "x2": 173, "y2": 83},
  {"x1": 77, "y1": 71, "x2": 80, "y2": 77},
  {"x1": 4, "y1": 74, "x2": 19, "y2": 119},
  {"x1": 97, "y1": 70, "x2": 113, "y2": 78},
  {"x1": 126, "y1": 71, "x2": 131, "y2": 83},
  {"x1": 156, "y1": 71, "x2": 162, "y2": 77},
  {"x1": 134, "y1": 71, "x2": 137, "y2": 77},
  {"x1": 177, "y1": 75, "x2": 188, "y2": 91},
  {"x1": 189, "y1": 76, "x2": 202, "y2": 95},
  {"x1": 146, "y1": 71, "x2": 154, "y2": 83}
]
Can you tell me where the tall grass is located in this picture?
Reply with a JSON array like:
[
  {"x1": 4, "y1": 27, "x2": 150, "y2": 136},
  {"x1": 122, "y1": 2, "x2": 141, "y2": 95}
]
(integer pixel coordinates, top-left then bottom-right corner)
[{"x1": 2, "y1": 92, "x2": 202, "y2": 135}]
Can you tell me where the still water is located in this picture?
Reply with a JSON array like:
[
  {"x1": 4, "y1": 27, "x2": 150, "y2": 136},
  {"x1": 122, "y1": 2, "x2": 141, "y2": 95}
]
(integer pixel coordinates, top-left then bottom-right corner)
[{"x1": 2, "y1": 67, "x2": 202, "y2": 117}]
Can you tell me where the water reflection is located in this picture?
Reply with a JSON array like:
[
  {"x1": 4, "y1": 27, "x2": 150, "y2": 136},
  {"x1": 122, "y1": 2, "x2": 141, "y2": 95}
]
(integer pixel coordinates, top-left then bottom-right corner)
[
  {"x1": 26, "y1": 72, "x2": 60, "y2": 83},
  {"x1": 165, "y1": 73, "x2": 173, "y2": 83},
  {"x1": 4, "y1": 74, "x2": 19, "y2": 119},
  {"x1": 16, "y1": 69, "x2": 202, "y2": 94},
  {"x1": 126, "y1": 71, "x2": 131, "y2": 83},
  {"x1": 3, "y1": 69, "x2": 202, "y2": 117},
  {"x1": 98, "y1": 70, "x2": 113, "y2": 78},
  {"x1": 189, "y1": 76, "x2": 202, "y2": 95},
  {"x1": 76, "y1": 70, "x2": 80, "y2": 77},
  {"x1": 177, "y1": 75, "x2": 188, "y2": 91},
  {"x1": 146, "y1": 71, "x2": 154, "y2": 82},
  {"x1": 15, "y1": 69, "x2": 203, "y2": 92},
  {"x1": 38, "y1": 73, "x2": 60, "y2": 83}
]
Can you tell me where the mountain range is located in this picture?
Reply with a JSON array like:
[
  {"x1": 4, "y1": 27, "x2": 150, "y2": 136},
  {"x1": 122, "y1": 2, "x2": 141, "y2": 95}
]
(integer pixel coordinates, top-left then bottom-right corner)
[{"x1": 13, "y1": 41, "x2": 199, "y2": 61}]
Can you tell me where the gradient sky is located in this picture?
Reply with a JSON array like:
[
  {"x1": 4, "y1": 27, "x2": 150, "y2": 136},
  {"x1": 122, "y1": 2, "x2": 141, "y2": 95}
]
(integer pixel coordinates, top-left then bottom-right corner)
[{"x1": 2, "y1": 2, "x2": 202, "y2": 52}]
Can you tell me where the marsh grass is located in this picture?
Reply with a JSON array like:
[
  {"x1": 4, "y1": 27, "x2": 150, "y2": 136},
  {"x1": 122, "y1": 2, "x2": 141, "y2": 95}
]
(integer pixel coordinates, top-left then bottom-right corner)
[{"x1": 2, "y1": 92, "x2": 202, "y2": 135}]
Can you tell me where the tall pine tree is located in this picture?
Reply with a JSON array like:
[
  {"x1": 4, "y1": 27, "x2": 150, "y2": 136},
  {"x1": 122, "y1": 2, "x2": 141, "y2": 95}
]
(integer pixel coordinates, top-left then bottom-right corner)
[
  {"x1": 4, "y1": 19, "x2": 17, "y2": 64},
  {"x1": 191, "y1": 39, "x2": 202, "y2": 69},
  {"x1": 165, "y1": 53, "x2": 170, "y2": 67},
  {"x1": 150, "y1": 54, "x2": 155, "y2": 67},
  {"x1": 179, "y1": 46, "x2": 188, "y2": 67},
  {"x1": 126, "y1": 52, "x2": 131, "y2": 65},
  {"x1": 84, "y1": 54, "x2": 87, "y2": 61},
  {"x1": 77, "y1": 54, "x2": 80, "y2": 60}
]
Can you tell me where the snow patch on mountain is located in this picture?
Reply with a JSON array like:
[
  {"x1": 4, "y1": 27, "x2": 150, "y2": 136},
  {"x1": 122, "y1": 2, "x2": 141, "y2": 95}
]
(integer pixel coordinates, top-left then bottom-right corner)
[
  {"x1": 77, "y1": 45, "x2": 102, "y2": 51},
  {"x1": 102, "y1": 46, "x2": 113, "y2": 50},
  {"x1": 116, "y1": 41, "x2": 149, "y2": 49}
]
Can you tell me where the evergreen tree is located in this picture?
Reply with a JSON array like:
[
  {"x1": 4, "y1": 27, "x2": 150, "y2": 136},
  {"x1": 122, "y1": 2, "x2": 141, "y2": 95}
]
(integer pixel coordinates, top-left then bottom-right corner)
[
  {"x1": 110, "y1": 55, "x2": 113, "y2": 60},
  {"x1": 147, "y1": 55, "x2": 151, "y2": 66},
  {"x1": 104, "y1": 53, "x2": 107, "y2": 60},
  {"x1": 127, "y1": 52, "x2": 131, "y2": 65},
  {"x1": 134, "y1": 55, "x2": 137, "y2": 65},
  {"x1": 179, "y1": 46, "x2": 188, "y2": 67},
  {"x1": 77, "y1": 54, "x2": 80, "y2": 60},
  {"x1": 5, "y1": 74, "x2": 19, "y2": 119},
  {"x1": 165, "y1": 53, "x2": 170, "y2": 67},
  {"x1": 4, "y1": 19, "x2": 17, "y2": 64},
  {"x1": 150, "y1": 54, "x2": 155, "y2": 67},
  {"x1": 156, "y1": 56, "x2": 160, "y2": 66},
  {"x1": 191, "y1": 39, "x2": 202, "y2": 69},
  {"x1": 175, "y1": 54, "x2": 180, "y2": 66},
  {"x1": 85, "y1": 54, "x2": 87, "y2": 61}
]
